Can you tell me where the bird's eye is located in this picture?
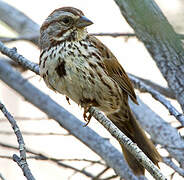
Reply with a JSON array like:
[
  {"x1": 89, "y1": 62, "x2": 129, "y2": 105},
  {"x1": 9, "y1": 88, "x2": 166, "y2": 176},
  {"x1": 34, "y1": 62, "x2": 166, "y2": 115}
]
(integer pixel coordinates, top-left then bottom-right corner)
[{"x1": 62, "y1": 17, "x2": 71, "y2": 24}]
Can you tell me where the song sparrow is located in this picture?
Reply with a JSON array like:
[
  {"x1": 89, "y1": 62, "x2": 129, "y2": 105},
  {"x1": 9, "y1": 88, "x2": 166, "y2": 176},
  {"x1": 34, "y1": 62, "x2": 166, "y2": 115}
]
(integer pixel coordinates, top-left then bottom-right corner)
[{"x1": 39, "y1": 7, "x2": 161, "y2": 175}]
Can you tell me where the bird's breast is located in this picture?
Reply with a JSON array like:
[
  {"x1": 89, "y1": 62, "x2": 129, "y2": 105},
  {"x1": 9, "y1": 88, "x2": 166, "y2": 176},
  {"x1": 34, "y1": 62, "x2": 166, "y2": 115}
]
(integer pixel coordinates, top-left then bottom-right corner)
[{"x1": 40, "y1": 41, "x2": 123, "y2": 114}]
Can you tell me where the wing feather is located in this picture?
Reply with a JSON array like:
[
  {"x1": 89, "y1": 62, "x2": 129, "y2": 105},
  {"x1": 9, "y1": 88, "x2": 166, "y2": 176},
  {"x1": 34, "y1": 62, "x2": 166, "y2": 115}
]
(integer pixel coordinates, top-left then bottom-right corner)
[{"x1": 89, "y1": 35, "x2": 138, "y2": 104}]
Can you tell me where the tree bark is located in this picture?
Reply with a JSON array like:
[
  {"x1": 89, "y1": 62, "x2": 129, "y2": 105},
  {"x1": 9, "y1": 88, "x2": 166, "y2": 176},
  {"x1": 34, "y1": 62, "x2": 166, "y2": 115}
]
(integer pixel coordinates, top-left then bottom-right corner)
[{"x1": 114, "y1": 0, "x2": 184, "y2": 112}]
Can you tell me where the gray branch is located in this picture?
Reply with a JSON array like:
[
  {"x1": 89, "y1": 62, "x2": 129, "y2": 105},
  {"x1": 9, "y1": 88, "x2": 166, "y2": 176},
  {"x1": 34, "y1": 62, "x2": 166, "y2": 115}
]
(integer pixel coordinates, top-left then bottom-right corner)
[
  {"x1": 114, "y1": 0, "x2": 184, "y2": 112},
  {"x1": 0, "y1": 60, "x2": 138, "y2": 180},
  {"x1": 0, "y1": 102, "x2": 36, "y2": 180}
]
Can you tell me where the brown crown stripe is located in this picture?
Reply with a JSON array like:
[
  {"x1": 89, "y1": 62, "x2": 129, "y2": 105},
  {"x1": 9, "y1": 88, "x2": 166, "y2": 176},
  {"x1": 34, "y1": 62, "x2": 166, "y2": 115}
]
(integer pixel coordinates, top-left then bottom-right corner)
[{"x1": 51, "y1": 7, "x2": 84, "y2": 17}]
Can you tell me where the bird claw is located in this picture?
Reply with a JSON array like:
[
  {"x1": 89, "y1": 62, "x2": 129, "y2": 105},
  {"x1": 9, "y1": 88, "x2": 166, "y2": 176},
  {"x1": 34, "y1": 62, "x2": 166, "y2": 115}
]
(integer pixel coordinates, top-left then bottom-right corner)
[
  {"x1": 65, "y1": 96, "x2": 71, "y2": 105},
  {"x1": 83, "y1": 107, "x2": 92, "y2": 127}
]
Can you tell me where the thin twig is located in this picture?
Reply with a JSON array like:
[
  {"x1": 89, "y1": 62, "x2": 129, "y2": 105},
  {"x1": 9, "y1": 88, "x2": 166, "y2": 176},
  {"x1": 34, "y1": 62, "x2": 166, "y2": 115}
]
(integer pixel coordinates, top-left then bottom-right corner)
[
  {"x1": 0, "y1": 131, "x2": 70, "y2": 136},
  {"x1": 0, "y1": 116, "x2": 49, "y2": 122},
  {"x1": 0, "y1": 102, "x2": 36, "y2": 180},
  {"x1": 0, "y1": 142, "x2": 97, "y2": 179},
  {"x1": 90, "y1": 32, "x2": 136, "y2": 38},
  {"x1": 0, "y1": 154, "x2": 105, "y2": 166},
  {"x1": 2, "y1": 32, "x2": 183, "y2": 45},
  {"x1": 129, "y1": 74, "x2": 184, "y2": 126}
]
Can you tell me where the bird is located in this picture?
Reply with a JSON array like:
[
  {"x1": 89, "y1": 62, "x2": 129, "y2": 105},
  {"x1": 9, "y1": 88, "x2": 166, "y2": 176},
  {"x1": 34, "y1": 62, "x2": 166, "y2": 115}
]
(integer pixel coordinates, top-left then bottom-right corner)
[{"x1": 39, "y1": 7, "x2": 161, "y2": 175}]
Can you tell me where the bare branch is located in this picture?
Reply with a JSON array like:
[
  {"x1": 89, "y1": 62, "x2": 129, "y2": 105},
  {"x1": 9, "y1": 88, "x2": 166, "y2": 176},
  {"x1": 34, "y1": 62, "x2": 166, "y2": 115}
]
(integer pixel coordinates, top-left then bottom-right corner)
[
  {"x1": 0, "y1": 116, "x2": 49, "y2": 122},
  {"x1": 90, "y1": 32, "x2": 135, "y2": 38},
  {"x1": 0, "y1": 130, "x2": 70, "y2": 136},
  {"x1": 129, "y1": 74, "x2": 175, "y2": 99},
  {"x1": 0, "y1": 154, "x2": 105, "y2": 166},
  {"x1": 129, "y1": 74, "x2": 184, "y2": 126},
  {"x1": 0, "y1": 102, "x2": 35, "y2": 180}
]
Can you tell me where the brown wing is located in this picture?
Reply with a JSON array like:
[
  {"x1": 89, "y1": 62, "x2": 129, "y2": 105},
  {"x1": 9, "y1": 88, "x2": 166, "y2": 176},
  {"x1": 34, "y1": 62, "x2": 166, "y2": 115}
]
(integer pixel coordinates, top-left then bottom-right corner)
[{"x1": 89, "y1": 35, "x2": 138, "y2": 104}]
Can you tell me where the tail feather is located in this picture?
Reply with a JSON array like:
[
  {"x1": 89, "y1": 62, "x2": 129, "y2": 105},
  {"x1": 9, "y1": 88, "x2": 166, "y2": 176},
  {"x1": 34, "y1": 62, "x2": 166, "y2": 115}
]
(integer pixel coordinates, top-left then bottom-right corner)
[{"x1": 107, "y1": 106, "x2": 161, "y2": 175}]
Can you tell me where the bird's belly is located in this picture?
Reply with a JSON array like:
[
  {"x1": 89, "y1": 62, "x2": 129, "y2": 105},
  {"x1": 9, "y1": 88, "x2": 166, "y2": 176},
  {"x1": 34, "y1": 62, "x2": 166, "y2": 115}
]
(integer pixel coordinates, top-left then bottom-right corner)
[
  {"x1": 47, "y1": 63, "x2": 122, "y2": 114},
  {"x1": 40, "y1": 46, "x2": 122, "y2": 114}
]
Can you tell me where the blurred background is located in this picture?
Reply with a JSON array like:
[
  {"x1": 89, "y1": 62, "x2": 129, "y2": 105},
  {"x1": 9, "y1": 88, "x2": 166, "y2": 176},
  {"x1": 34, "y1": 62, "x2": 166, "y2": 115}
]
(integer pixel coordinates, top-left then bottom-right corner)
[{"x1": 0, "y1": 0, "x2": 184, "y2": 179}]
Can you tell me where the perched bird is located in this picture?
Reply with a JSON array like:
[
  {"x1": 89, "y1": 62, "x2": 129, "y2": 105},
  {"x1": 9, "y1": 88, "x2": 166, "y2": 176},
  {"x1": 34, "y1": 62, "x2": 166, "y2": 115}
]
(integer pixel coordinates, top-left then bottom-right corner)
[{"x1": 39, "y1": 7, "x2": 161, "y2": 175}]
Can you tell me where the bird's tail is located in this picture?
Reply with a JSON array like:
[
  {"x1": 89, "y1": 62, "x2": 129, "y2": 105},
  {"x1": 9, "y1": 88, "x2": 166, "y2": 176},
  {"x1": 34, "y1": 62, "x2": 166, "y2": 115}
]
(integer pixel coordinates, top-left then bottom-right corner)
[{"x1": 107, "y1": 106, "x2": 161, "y2": 175}]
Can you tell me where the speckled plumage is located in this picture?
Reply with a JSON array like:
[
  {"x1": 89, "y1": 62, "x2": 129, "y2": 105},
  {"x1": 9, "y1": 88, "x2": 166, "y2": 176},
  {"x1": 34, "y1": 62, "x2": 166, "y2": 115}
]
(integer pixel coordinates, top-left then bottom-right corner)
[{"x1": 39, "y1": 7, "x2": 161, "y2": 175}]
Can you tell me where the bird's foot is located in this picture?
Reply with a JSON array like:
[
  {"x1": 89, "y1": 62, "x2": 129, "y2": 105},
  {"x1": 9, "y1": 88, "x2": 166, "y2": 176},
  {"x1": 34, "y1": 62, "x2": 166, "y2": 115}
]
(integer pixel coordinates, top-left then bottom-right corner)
[{"x1": 83, "y1": 106, "x2": 92, "y2": 127}]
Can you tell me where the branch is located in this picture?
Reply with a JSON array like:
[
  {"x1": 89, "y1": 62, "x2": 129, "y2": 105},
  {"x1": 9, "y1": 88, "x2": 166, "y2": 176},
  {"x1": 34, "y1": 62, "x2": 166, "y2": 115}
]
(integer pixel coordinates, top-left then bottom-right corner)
[
  {"x1": 0, "y1": 102, "x2": 36, "y2": 180},
  {"x1": 0, "y1": 60, "x2": 137, "y2": 180},
  {"x1": 114, "y1": 0, "x2": 184, "y2": 112},
  {"x1": 0, "y1": 143, "x2": 95, "y2": 179},
  {"x1": 90, "y1": 32, "x2": 135, "y2": 38},
  {"x1": 0, "y1": 116, "x2": 49, "y2": 122},
  {"x1": 0, "y1": 154, "x2": 105, "y2": 166},
  {"x1": 129, "y1": 73, "x2": 175, "y2": 99},
  {"x1": 0, "y1": 130, "x2": 70, "y2": 136},
  {"x1": 129, "y1": 74, "x2": 184, "y2": 126}
]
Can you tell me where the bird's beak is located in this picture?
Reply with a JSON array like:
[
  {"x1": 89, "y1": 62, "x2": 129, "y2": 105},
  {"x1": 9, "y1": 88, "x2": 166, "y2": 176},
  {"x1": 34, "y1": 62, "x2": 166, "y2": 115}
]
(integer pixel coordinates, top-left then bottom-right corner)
[{"x1": 76, "y1": 16, "x2": 93, "y2": 28}]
